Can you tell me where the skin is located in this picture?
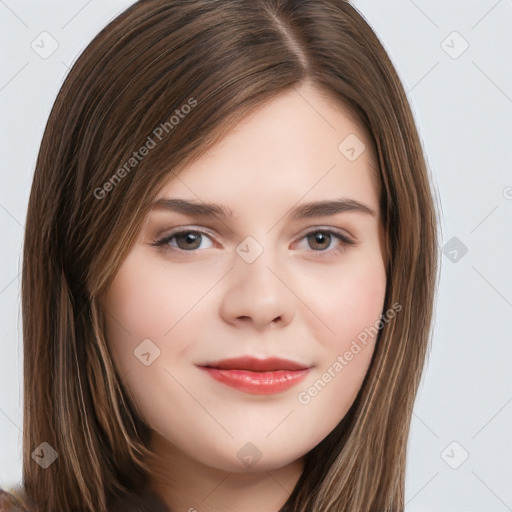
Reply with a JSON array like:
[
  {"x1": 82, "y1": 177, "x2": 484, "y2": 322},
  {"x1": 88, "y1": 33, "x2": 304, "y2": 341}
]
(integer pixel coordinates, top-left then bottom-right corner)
[{"x1": 100, "y1": 82, "x2": 387, "y2": 512}]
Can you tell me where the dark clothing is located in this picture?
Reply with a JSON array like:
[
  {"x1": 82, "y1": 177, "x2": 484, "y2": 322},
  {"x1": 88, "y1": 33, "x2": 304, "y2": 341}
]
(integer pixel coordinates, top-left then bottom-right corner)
[{"x1": 0, "y1": 486, "x2": 170, "y2": 512}]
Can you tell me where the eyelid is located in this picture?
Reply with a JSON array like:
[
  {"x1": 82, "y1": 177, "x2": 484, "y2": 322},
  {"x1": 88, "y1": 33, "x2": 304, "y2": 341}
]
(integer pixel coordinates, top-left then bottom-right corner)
[{"x1": 152, "y1": 223, "x2": 216, "y2": 240}]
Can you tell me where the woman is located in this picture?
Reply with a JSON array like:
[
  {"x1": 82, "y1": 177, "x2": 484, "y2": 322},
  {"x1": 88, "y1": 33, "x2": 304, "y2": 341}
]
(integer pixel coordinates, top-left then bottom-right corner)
[{"x1": 3, "y1": 0, "x2": 438, "y2": 510}]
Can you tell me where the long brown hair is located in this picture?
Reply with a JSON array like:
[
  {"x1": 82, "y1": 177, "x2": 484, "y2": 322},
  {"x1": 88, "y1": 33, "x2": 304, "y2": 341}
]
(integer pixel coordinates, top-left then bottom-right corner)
[{"x1": 21, "y1": 0, "x2": 438, "y2": 510}]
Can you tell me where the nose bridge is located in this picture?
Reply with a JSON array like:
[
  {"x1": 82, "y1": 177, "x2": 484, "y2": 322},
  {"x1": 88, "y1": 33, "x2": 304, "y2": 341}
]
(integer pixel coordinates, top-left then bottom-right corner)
[
  {"x1": 235, "y1": 233, "x2": 282, "y2": 296},
  {"x1": 220, "y1": 234, "x2": 295, "y2": 328}
]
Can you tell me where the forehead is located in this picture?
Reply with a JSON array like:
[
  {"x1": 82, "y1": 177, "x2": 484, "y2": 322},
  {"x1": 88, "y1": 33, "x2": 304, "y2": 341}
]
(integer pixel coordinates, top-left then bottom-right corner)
[{"x1": 157, "y1": 84, "x2": 380, "y2": 212}]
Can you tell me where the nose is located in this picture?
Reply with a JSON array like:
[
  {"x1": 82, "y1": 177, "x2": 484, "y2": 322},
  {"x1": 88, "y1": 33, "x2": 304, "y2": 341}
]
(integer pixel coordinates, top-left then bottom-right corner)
[{"x1": 219, "y1": 246, "x2": 296, "y2": 330}]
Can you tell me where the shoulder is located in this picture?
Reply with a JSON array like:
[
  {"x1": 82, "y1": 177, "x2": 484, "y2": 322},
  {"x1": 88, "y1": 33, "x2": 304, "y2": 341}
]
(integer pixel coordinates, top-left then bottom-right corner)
[{"x1": 0, "y1": 487, "x2": 30, "y2": 512}]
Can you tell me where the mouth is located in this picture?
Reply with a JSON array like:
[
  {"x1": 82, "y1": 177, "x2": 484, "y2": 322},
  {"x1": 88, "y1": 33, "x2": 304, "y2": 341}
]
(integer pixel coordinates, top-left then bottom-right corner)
[{"x1": 197, "y1": 356, "x2": 312, "y2": 395}]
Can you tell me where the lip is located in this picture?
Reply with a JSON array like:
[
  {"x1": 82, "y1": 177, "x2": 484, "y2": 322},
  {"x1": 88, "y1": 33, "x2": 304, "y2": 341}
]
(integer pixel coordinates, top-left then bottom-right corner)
[{"x1": 198, "y1": 356, "x2": 311, "y2": 395}]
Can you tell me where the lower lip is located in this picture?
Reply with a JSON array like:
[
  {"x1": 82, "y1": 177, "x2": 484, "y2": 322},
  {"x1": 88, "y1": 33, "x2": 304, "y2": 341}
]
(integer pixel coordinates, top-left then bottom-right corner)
[{"x1": 199, "y1": 367, "x2": 310, "y2": 395}]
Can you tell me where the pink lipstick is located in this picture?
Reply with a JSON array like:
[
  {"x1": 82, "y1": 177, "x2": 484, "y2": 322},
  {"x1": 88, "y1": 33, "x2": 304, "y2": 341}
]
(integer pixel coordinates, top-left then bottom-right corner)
[{"x1": 198, "y1": 356, "x2": 311, "y2": 395}]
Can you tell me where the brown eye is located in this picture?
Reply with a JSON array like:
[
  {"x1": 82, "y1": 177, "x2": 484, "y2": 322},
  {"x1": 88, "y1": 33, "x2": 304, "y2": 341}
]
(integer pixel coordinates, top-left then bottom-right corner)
[
  {"x1": 307, "y1": 231, "x2": 332, "y2": 251},
  {"x1": 173, "y1": 232, "x2": 202, "y2": 250},
  {"x1": 295, "y1": 229, "x2": 356, "y2": 258},
  {"x1": 153, "y1": 229, "x2": 215, "y2": 251}
]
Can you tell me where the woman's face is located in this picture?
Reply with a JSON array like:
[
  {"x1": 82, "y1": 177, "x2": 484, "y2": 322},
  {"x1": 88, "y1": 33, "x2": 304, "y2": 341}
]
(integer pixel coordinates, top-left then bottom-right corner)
[{"x1": 101, "y1": 82, "x2": 387, "y2": 473}]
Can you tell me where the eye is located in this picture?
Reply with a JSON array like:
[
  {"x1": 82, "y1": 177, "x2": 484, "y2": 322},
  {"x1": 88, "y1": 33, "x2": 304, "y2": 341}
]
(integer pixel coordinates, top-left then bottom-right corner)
[
  {"x1": 152, "y1": 229, "x2": 215, "y2": 251},
  {"x1": 295, "y1": 229, "x2": 356, "y2": 258}
]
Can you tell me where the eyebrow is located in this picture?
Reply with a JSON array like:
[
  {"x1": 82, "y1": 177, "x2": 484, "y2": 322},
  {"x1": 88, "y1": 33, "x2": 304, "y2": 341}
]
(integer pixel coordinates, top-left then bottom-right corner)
[{"x1": 151, "y1": 198, "x2": 376, "y2": 219}]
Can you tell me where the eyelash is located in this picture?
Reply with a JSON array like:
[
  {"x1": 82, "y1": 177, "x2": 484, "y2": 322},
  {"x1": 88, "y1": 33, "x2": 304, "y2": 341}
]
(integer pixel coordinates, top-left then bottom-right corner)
[{"x1": 151, "y1": 227, "x2": 356, "y2": 258}]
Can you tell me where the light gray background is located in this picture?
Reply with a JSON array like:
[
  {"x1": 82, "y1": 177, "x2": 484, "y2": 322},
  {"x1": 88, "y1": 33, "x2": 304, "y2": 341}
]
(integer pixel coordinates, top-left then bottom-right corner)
[{"x1": 1, "y1": 1, "x2": 511, "y2": 510}]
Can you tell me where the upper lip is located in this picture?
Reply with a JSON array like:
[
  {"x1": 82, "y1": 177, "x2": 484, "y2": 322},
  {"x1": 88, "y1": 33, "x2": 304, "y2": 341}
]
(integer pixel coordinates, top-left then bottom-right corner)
[{"x1": 199, "y1": 356, "x2": 310, "y2": 372}]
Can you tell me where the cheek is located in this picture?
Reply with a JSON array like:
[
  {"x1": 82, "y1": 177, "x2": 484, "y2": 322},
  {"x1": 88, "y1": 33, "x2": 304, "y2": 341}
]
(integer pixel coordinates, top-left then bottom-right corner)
[
  {"x1": 103, "y1": 250, "x2": 214, "y2": 338},
  {"x1": 301, "y1": 248, "x2": 387, "y2": 347},
  {"x1": 100, "y1": 255, "x2": 213, "y2": 433},
  {"x1": 100, "y1": 253, "x2": 208, "y2": 383},
  {"x1": 291, "y1": 251, "x2": 387, "y2": 442},
  {"x1": 327, "y1": 274, "x2": 384, "y2": 331}
]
